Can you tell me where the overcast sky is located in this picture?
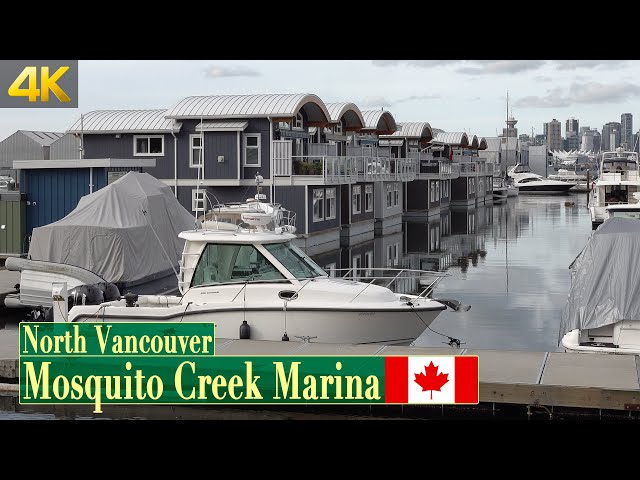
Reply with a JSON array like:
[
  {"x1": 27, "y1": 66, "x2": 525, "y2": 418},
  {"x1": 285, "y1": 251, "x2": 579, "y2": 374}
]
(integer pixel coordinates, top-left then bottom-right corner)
[{"x1": 2, "y1": 59, "x2": 639, "y2": 145}]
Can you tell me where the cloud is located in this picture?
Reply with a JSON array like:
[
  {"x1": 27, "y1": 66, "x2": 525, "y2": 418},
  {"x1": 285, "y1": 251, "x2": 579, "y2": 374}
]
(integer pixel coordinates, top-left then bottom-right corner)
[
  {"x1": 203, "y1": 64, "x2": 260, "y2": 78},
  {"x1": 360, "y1": 96, "x2": 393, "y2": 108},
  {"x1": 395, "y1": 94, "x2": 441, "y2": 103},
  {"x1": 513, "y1": 82, "x2": 640, "y2": 108},
  {"x1": 551, "y1": 60, "x2": 630, "y2": 70},
  {"x1": 535, "y1": 75, "x2": 552, "y2": 82},
  {"x1": 456, "y1": 60, "x2": 546, "y2": 74},
  {"x1": 371, "y1": 60, "x2": 459, "y2": 68},
  {"x1": 372, "y1": 59, "x2": 547, "y2": 74}
]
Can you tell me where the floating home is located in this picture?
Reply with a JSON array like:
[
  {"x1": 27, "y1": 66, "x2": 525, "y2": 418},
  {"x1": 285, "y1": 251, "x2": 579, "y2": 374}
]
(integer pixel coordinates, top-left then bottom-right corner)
[{"x1": 8, "y1": 92, "x2": 495, "y2": 259}]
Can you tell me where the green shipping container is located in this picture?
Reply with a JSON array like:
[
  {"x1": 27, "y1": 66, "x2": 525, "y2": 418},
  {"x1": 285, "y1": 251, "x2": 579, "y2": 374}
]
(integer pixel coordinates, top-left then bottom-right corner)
[{"x1": 0, "y1": 191, "x2": 26, "y2": 256}]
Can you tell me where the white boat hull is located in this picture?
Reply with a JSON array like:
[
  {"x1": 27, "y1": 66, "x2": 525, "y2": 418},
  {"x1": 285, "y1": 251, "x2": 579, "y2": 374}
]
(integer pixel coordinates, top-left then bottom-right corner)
[
  {"x1": 66, "y1": 300, "x2": 445, "y2": 345},
  {"x1": 561, "y1": 322, "x2": 640, "y2": 355}
]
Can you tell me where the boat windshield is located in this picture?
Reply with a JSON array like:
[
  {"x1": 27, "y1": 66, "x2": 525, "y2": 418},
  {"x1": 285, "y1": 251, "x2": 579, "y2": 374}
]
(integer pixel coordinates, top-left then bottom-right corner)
[
  {"x1": 264, "y1": 242, "x2": 327, "y2": 280},
  {"x1": 191, "y1": 243, "x2": 286, "y2": 287}
]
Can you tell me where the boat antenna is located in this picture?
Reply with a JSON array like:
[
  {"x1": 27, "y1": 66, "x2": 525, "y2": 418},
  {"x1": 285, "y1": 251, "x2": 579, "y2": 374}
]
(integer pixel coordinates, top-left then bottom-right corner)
[{"x1": 141, "y1": 208, "x2": 180, "y2": 282}]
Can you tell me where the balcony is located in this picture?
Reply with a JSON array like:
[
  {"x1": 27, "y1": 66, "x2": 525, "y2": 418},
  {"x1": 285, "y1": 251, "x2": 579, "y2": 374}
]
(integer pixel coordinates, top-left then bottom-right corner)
[
  {"x1": 273, "y1": 154, "x2": 357, "y2": 185},
  {"x1": 355, "y1": 156, "x2": 417, "y2": 182}
]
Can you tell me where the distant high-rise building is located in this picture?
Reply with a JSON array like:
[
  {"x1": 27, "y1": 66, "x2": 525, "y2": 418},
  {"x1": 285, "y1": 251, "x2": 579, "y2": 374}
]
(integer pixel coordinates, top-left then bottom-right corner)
[
  {"x1": 534, "y1": 134, "x2": 546, "y2": 146},
  {"x1": 566, "y1": 117, "x2": 579, "y2": 137},
  {"x1": 634, "y1": 132, "x2": 639, "y2": 153},
  {"x1": 602, "y1": 122, "x2": 622, "y2": 151},
  {"x1": 543, "y1": 119, "x2": 562, "y2": 151},
  {"x1": 564, "y1": 131, "x2": 580, "y2": 150},
  {"x1": 518, "y1": 134, "x2": 530, "y2": 143},
  {"x1": 581, "y1": 129, "x2": 600, "y2": 152},
  {"x1": 621, "y1": 113, "x2": 633, "y2": 149}
]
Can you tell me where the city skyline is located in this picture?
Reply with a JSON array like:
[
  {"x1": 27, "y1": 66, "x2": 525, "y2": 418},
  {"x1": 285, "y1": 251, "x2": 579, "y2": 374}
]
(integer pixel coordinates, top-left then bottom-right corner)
[{"x1": 1, "y1": 60, "x2": 640, "y2": 145}]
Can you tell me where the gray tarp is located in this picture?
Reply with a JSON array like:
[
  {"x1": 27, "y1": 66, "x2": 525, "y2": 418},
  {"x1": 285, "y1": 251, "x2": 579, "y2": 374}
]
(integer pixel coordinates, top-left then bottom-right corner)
[
  {"x1": 559, "y1": 217, "x2": 640, "y2": 343},
  {"x1": 27, "y1": 172, "x2": 197, "y2": 284}
]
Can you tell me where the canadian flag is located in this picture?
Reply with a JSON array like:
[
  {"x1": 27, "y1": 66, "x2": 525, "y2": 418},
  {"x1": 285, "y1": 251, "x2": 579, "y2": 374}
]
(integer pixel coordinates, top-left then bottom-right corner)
[{"x1": 385, "y1": 356, "x2": 479, "y2": 404}]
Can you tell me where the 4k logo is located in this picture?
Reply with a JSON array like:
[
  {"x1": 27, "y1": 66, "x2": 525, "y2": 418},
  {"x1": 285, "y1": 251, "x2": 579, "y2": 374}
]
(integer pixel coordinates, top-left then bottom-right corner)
[
  {"x1": 0, "y1": 60, "x2": 78, "y2": 108},
  {"x1": 8, "y1": 66, "x2": 71, "y2": 102}
]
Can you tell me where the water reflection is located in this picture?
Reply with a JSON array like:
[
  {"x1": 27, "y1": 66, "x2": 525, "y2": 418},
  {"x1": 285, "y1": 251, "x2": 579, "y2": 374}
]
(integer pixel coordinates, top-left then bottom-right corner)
[{"x1": 310, "y1": 192, "x2": 592, "y2": 353}]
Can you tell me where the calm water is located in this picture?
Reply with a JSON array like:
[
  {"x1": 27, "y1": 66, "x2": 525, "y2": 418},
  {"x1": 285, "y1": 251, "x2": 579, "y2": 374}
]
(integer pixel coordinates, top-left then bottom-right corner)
[
  {"x1": 311, "y1": 191, "x2": 592, "y2": 352},
  {"x1": 1, "y1": 192, "x2": 592, "y2": 419}
]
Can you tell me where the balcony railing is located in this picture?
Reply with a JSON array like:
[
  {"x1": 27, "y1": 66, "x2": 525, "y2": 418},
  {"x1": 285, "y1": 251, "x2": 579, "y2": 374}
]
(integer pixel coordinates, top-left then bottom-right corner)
[{"x1": 355, "y1": 156, "x2": 417, "y2": 182}]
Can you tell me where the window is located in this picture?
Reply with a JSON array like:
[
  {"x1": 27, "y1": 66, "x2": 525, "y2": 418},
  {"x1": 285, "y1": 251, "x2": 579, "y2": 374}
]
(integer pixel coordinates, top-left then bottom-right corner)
[
  {"x1": 334, "y1": 121, "x2": 343, "y2": 135},
  {"x1": 134, "y1": 135, "x2": 164, "y2": 156},
  {"x1": 386, "y1": 184, "x2": 393, "y2": 208},
  {"x1": 352, "y1": 255, "x2": 362, "y2": 277},
  {"x1": 294, "y1": 112, "x2": 303, "y2": 129},
  {"x1": 312, "y1": 188, "x2": 324, "y2": 222},
  {"x1": 393, "y1": 183, "x2": 400, "y2": 207},
  {"x1": 244, "y1": 134, "x2": 261, "y2": 166},
  {"x1": 430, "y1": 181, "x2": 436, "y2": 203},
  {"x1": 325, "y1": 188, "x2": 336, "y2": 220},
  {"x1": 191, "y1": 189, "x2": 205, "y2": 213},
  {"x1": 352, "y1": 185, "x2": 361, "y2": 214},
  {"x1": 191, "y1": 244, "x2": 285, "y2": 287},
  {"x1": 364, "y1": 250, "x2": 373, "y2": 277},
  {"x1": 386, "y1": 243, "x2": 399, "y2": 267},
  {"x1": 190, "y1": 134, "x2": 203, "y2": 168},
  {"x1": 278, "y1": 121, "x2": 290, "y2": 129},
  {"x1": 365, "y1": 185, "x2": 373, "y2": 212},
  {"x1": 264, "y1": 242, "x2": 327, "y2": 280},
  {"x1": 435, "y1": 181, "x2": 440, "y2": 200}
]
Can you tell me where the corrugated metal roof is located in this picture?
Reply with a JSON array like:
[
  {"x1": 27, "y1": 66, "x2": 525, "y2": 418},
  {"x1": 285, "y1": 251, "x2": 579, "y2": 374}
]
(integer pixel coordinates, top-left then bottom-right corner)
[
  {"x1": 467, "y1": 134, "x2": 479, "y2": 148},
  {"x1": 165, "y1": 94, "x2": 331, "y2": 124},
  {"x1": 432, "y1": 132, "x2": 469, "y2": 146},
  {"x1": 432, "y1": 127, "x2": 444, "y2": 135},
  {"x1": 387, "y1": 122, "x2": 433, "y2": 140},
  {"x1": 196, "y1": 121, "x2": 248, "y2": 131},
  {"x1": 324, "y1": 102, "x2": 365, "y2": 129},
  {"x1": 67, "y1": 110, "x2": 181, "y2": 134},
  {"x1": 482, "y1": 137, "x2": 502, "y2": 151},
  {"x1": 478, "y1": 137, "x2": 488, "y2": 150},
  {"x1": 19, "y1": 130, "x2": 65, "y2": 146},
  {"x1": 360, "y1": 110, "x2": 397, "y2": 133}
]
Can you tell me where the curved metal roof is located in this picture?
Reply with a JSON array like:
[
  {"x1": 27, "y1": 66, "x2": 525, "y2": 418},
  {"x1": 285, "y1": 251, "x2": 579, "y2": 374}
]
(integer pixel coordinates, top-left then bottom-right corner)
[
  {"x1": 392, "y1": 122, "x2": 433, "y2": 141},
  {"x1": 324, "y1": 102, "x2": 365, "y2": 130},
  {"x1": 67, "y1": 110, "x2": 180, "y2": 134},
  {"x1": 467, "y1": 134, "x2": 479, "y2": 149},
  {"x1": 165, "y1": 94, "x2": 331, "y2": 124},
  {"x1": 432, "y1": 132, "x2": 469, "y2": 147},
  {"x1": 360, "y1": 110, "x2": 397, "y2": 134},
  {"x1": 478, "y1": 137, "x2": 488, "y2": 150}
]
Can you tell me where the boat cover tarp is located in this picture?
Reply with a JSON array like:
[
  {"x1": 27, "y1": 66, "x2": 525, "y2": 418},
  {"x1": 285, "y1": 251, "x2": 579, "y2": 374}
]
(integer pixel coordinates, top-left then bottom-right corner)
[
  {"x1": 27, "y1": 172, "x2": 197, "y2": 284},
  {"x1": 559, "y1": 217, "x2": 640, "y2": 343}
]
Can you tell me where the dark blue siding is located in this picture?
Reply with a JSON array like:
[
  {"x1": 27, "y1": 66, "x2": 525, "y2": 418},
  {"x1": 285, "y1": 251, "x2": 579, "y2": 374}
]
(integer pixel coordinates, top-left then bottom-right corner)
[
  {"x1": 23, "y1": 168, "x2": 107, "y2": 237},
  {"x1": 83, "y1": 134, "x2": 173, "y2": 179}
]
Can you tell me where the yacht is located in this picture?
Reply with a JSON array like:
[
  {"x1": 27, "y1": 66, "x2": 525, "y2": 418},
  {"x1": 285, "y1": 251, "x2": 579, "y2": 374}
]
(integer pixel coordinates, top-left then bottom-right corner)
[
  {"x1": 560, "y1": 218, "x2": 640, "y2": 354},
  {"x1": 506, "y1": 163, "x2": 576, "y2": 194},
  {"x1": 53, "y1": 213, "x2": 466, "y2": 345},
  {"x1": 548, "y1": 169, "x2": 592, "y2": 192},
  {"x1": 588, "y1": 147, "x2": 640, "y2": 230}
]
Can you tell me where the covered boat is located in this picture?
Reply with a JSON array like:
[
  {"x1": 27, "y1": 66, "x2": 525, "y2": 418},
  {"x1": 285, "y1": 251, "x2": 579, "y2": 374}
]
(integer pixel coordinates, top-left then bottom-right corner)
[
  {"x1": 5, "y1": 172, "x2": 196, "y2": 308},
  {"x1": 559, "y1": 217, "x2": 640, "y2": 354}
]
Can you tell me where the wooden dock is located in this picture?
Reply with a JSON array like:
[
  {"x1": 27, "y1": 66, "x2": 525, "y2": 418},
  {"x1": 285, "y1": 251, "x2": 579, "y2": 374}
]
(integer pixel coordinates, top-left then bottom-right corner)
[{"x1": 1, "y1": 323, "x2": 639, "y2": 420}]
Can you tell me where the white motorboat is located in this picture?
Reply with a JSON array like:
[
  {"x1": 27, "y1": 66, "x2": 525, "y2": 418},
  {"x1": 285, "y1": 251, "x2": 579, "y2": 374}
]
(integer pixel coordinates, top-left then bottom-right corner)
[
  {"x1": 548, "y1": 169, "x2": 592, "y2": 192},
  {"x1": 560, "y1": 218, "x2": 640, "y2": 355},
  {"x1": 55, "y1": 213, "x2": 466, "y2": 345},
  {"x1": 589, "y1": 147, "x2": 640, "y2": 230},
  {"x1": 507, "y1": 163, "x2": 576, "y2": 194},
  {"x1": 492, "y1": 178, "x2": 508, "y2": 202}
]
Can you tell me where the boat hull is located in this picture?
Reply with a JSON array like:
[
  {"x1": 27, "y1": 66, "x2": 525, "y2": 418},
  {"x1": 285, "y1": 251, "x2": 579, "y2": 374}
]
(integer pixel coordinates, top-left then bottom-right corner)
[
  {"x1": 66, "y1": 302, "x2": 445, "y2": 345},
  {"x1": 516, "y1": 183, "x2": 575, "y2": 194},
  {"x1": 561, "y1": 325, "x2": 640, "y2": 355}
]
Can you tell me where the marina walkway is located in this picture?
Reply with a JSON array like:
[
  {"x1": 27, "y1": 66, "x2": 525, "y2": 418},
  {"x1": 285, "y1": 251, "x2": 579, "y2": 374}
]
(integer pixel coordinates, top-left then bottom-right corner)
[{"x1": 1, "y1": 323, "x2": 639, "y2": 419}]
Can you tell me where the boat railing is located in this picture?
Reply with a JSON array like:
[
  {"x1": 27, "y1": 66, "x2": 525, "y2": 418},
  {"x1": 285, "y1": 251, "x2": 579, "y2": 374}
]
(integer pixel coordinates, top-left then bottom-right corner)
[{"x1": 326, "y1": 268, "x2": 450, "y2": 298}]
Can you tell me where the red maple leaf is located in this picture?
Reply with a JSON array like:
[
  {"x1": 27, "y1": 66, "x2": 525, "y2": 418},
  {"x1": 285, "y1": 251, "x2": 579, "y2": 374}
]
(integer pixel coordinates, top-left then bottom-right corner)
[{"x1": 414, "y1": 361, "x2": 449, "y2": 400}]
